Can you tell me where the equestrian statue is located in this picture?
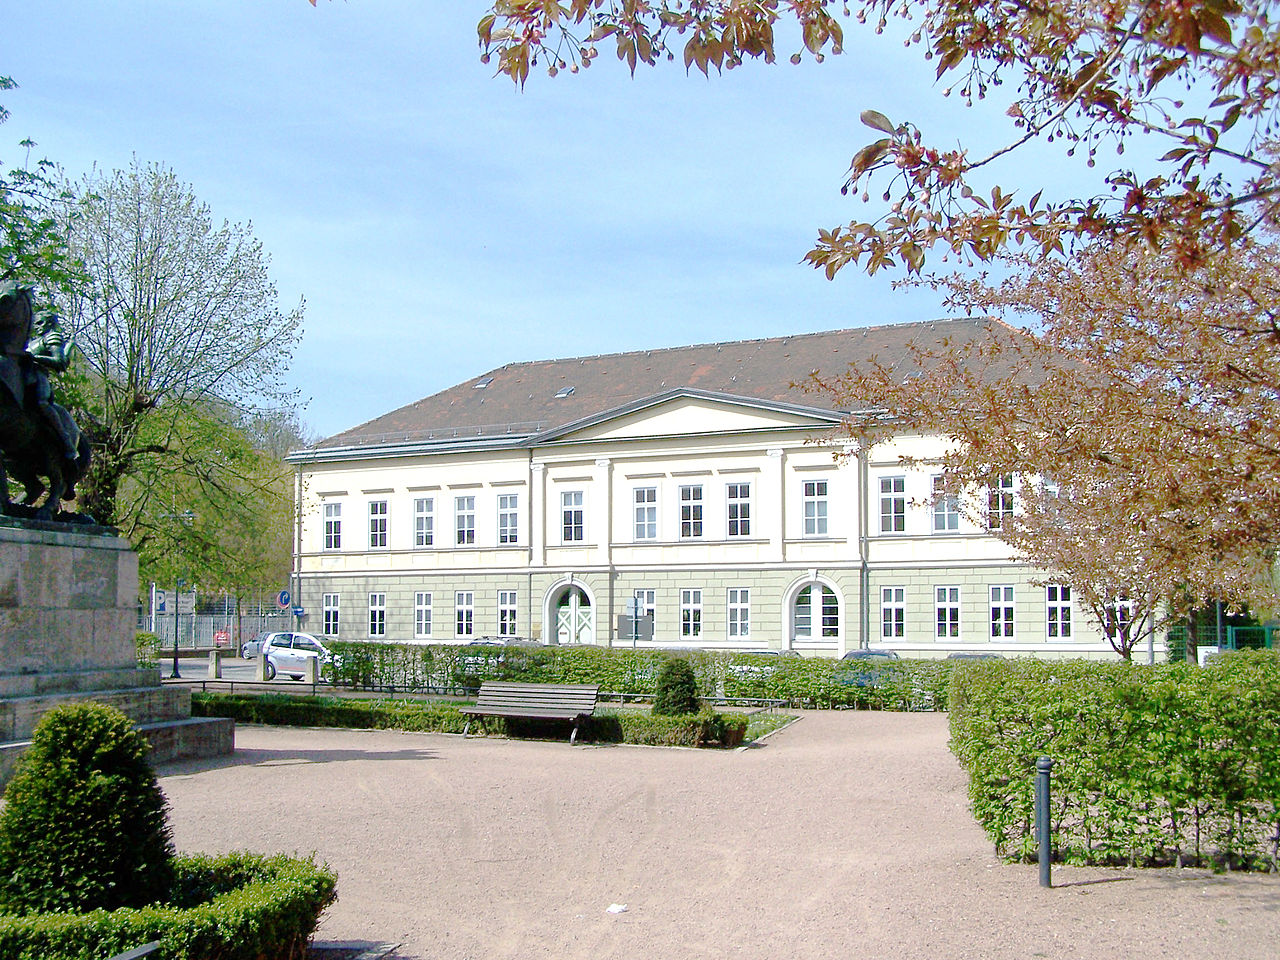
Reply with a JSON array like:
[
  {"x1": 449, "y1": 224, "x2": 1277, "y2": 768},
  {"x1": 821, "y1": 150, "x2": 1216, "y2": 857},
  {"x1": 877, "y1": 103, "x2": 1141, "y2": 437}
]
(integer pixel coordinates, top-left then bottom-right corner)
[{"x1": 0, "y1": 280, "x2": 92, "y2": 522}]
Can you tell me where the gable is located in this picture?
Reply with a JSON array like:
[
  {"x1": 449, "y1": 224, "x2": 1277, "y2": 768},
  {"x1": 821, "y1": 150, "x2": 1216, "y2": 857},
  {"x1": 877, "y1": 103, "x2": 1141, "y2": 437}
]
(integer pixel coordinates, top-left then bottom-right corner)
[{"x1": 542, "y1": 394, "x2": 839, "y2": 444}]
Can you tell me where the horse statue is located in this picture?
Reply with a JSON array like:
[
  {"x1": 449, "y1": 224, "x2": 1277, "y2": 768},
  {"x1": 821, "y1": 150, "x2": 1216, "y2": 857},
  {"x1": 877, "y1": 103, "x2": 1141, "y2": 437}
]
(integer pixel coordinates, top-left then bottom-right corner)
[{"x1": 0, "y1": 281, "x2": 92, "y2": 522}]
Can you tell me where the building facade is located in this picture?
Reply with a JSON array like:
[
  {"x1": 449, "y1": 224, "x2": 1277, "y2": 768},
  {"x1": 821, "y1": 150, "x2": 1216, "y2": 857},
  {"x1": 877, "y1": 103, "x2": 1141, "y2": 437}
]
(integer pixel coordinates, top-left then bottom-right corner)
[{"x1": 289, "y1": 320, "x2": 1127, "y2": 658}]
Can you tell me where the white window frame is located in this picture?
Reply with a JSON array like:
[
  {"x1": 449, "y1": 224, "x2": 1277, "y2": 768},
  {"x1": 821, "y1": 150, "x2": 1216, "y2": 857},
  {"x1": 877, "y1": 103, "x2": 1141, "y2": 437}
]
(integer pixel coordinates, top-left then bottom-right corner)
[
  {"x1": 881, "y1": 586, "x2": 905, "y2": 639},
  {"x1": 323, "y1": 502, "x2": 342, "y2": 550},
  {"x1": 727, "y1": 482, "x2": 751, "y2": 537},
  {"x1": 679, "y1": 484, "x2": 704, "y2": 539},
  {"x1": 990, "y1": 585, "x2": 1015, "y2": 639},
  {"x1": 561, "y1": 490, "x2": 585, "y2": 543},
  {"x1": 727, "y1": 587, "x2": 750, "y2": 639},
  {"x1": 414, "y1": 591, "x2": 432, "y2": 639},
  {"x1": 988, "y1": 474, "x2": 1015, "y2": 530},
  {"x1": 681, "y1": 588, "x2": 702, "y2": 638},
  {"x1": 634, "y1": 487, "x2": 657, "y2": 541},
  {"x1": 455, "y1": 591, "x2": 475, "y2": 638},
  {"x1": 1047, "y1": 584, "x2": 1072, "y2": 639},
  {"x1": 794, "y1": 585, "x2": 840, "y2": 639},
  {"x1": 368, "y1": 500, "x2": 388, "y2": 549},
  {"x1": 936, "y1": 586, "x2": 961, "y2": 639},
  {"x1": 455, "y1": 495, "x2": 476, "y2": 546},
  {"x1": 498, "y1": 494, "x2": 519, "y2": 545},
  {"x1": 880, "y1": 476, "x2": 905, "y2": 533},
  {"x1": 498, "y1": 590, "x2": 518, "y2": 637},
  {"x1": 368, "y1": 592, "x2": 386, "y2": 638},
  {"x1": 932, "y1": 475, "x2": 960, "y2": 532},
  {"x1": 803, "y1": 480, "x2": 828, "y2": 537},
  {"x1": 322, "y1": 593, "x2": 339, "y2": 637},
  {"x1": 414, "y1": 497, "x2": 434, "y2": 547}
]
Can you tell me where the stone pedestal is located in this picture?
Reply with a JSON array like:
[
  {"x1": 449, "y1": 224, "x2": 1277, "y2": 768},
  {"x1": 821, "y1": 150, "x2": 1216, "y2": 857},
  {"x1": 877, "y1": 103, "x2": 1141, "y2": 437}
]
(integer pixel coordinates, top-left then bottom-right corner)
[{"x1": 0, "y1": 522, "x2": 233, "y2": 784}]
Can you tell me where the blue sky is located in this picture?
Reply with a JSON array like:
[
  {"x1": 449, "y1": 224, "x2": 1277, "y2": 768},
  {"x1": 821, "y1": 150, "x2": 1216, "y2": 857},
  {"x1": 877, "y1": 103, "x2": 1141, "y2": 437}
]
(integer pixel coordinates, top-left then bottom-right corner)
[{"x1": 6, "y1": 2, "x2": 1031, "y2": 439}]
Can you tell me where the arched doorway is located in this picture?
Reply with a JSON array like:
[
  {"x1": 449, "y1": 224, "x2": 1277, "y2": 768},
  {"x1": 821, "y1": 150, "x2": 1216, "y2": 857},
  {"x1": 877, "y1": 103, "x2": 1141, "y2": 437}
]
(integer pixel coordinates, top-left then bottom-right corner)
[
  {"x1": 552, "y1": 585, "x2": 594, "y2": 644},
  {"x1": 785, "y1": 578, "x2": 843, "y2": 652}
]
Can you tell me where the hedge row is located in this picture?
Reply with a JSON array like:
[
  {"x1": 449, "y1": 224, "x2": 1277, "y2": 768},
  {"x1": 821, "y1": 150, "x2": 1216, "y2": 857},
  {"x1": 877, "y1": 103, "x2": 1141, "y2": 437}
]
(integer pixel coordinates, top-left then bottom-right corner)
[
  {"x1": 0, "y1": 852, "x2": 336, "y2": 960},
  {"x1": 949, "y1": 650, "x2": 1280, "y2": 871},
  {"x1": 325, "y1": 641, "x2": 950, "y2": 710},
  {"x1": 192, "y1": 693, "x2": 750, "y2": 748}
]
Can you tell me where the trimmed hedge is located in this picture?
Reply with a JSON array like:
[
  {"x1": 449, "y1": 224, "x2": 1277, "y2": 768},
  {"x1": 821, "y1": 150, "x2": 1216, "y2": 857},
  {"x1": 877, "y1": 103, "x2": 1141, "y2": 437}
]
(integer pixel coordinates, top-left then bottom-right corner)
[
  {"x1": 949, "y1": 651, "x2": 1280, "y2": 871},
  {"x1": 0, "y1": 851, "x2": 337, "y2": 960},
  {"x1": 193, "y1": 693, "x2": 749, "y2": 747},
  {"x1": 324, "y1": 641, "x2": 952, "y2": 710}
]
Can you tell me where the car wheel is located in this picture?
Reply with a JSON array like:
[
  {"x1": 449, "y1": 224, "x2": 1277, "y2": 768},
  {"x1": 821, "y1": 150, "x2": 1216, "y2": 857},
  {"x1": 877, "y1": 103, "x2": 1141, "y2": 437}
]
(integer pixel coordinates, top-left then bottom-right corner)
[
  {"x1": 289, "y1": 674, "x2": 303, "y2": 681},
  {"x1": 264, "y1": 661, "x2": 277, "y2": 681}
]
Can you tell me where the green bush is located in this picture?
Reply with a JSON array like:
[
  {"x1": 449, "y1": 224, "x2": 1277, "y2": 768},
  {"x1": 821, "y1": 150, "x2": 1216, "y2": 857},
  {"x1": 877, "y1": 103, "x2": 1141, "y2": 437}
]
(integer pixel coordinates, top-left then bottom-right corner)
[
  {"x1": 585, "y1": 709, "x2": 748, "y2": 747},
  {"x1": 136, "y1": 631, "x2": 160, "y2": 669},
  {"x1": 0, "y1": 852, "x2": 336, "y2": 960},
  {"x1": 652, "y1": 658, "x2": 700, "y2": 715},
  {"x1": 0, "y1": 703, "x2": 175, "y2": 914},
  {"x1": 949, "y1": 651, "x2": 1280, "y2": 871},
  {"x1": 325, "y1": 640, "x2": 955, "y2": 711}
]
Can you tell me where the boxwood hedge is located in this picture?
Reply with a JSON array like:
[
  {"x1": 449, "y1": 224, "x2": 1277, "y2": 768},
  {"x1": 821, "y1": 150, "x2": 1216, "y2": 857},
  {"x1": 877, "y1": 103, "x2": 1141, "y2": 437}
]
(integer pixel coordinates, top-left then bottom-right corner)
[
  {"x1": 949, "y1": 650, "x2": 1280, "y2": 871},
  {"x1": 323, "y1": 641, "x2": 951, "y2": 710},
  {"x1": 192, "y1": 693, "x2": 749, "y2": 748},
  {"x1": 0, "y1": 851, "x2": 336, "y2": 960}
]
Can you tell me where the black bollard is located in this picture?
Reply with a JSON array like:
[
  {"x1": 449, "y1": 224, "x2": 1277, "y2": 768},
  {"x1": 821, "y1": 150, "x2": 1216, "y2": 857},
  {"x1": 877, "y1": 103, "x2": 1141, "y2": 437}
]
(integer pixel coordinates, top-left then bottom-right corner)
[{"x1": 1035, "y1": 756, "x2": 1053, "y2": 887}]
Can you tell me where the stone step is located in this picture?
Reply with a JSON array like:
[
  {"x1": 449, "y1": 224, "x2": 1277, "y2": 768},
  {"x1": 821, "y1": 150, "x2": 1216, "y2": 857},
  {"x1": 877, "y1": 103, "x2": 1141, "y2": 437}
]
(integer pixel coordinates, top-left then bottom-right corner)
[
  {"x1": 0, "y1": 667, "x2": 158, "y2": 700},
  {"x1": 0, "y1": 685, "x2": 193, "y2": 743},
  {"x1": 0, "y1": 715, "x2": 234, "y2": 786}
]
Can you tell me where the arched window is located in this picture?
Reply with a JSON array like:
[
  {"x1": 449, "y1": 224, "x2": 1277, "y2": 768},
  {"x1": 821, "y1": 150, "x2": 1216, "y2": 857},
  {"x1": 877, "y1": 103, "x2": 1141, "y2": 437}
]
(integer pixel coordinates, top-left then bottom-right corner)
[{"x1": 793, "y1": 585, "x2": 839, "y2": 639}]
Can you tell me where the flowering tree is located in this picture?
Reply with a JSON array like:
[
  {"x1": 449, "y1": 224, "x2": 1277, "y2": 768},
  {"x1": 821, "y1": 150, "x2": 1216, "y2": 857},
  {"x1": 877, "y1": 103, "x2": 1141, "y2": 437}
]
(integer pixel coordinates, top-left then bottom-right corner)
[{"x1": 474, "y1": 1, "x2": 1280, "y2": 277}]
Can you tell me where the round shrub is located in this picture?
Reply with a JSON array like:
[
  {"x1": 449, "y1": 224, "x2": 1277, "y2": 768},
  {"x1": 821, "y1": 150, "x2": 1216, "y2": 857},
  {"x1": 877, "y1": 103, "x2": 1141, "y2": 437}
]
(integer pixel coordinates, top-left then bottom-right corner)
[
  {"x1": 653, "y1": 657, "x2": 700, "y2": 715},
  {"x1": 0, "y1": 702, "x2": 175, "y2": 914}
]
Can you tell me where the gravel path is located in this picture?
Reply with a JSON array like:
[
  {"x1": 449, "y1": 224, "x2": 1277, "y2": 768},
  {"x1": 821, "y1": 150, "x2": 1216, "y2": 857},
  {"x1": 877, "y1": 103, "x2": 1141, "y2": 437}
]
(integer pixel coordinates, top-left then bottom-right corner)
[{"x1": 156, "y1": 712, "x2": 1279, "y2": 960}]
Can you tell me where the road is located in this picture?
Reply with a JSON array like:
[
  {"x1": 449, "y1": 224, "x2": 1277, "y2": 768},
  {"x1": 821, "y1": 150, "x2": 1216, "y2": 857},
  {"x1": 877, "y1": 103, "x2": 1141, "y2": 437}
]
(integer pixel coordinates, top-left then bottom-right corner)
[{"x1": 158, "y1": 657, "x2": 325, "y2": 686}]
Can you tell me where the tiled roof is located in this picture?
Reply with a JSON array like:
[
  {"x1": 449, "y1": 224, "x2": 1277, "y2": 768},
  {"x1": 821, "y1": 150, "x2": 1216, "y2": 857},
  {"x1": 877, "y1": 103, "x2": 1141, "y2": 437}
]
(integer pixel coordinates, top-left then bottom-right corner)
[{"x1": 310, "y1": 317, "x2": 1013, "y2": 451}]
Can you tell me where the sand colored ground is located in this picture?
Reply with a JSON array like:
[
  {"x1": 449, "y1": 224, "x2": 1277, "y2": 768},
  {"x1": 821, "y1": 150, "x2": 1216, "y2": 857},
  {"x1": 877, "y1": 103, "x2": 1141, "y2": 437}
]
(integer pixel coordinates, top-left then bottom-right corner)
[{"x1": 156, "y1": 711, "x2": 1279, "y2": 960}]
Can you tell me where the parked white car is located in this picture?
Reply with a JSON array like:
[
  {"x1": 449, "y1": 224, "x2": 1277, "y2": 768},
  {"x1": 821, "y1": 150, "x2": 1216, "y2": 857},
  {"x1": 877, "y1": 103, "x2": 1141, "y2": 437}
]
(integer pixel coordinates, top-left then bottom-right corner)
[{"x1": 245, "y1": 632, "x2": 332, "y2": 681}]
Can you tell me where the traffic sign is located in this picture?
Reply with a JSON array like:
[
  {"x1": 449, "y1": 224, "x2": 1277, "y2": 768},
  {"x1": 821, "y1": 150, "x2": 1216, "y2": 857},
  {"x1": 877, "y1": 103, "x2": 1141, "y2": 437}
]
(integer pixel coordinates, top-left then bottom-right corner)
[
  {"x1": 177, "y1": 592, "x2": 196, "y2": 615},
  {"x1": 293, "y1": 606, "x2": 305, "y2": 617},
  {"x1": 155, "y1": 589, "x2": 167, "y2": 613},
  {"x1": 276, "y1": 589, "x2": 291, "y2": 609}
]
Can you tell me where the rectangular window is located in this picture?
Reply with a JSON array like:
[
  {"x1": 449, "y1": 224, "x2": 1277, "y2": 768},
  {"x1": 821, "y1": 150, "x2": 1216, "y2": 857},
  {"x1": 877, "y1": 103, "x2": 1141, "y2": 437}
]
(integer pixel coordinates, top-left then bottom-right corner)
[
  {"x1": 322, "y1": 593, "x2": 339, "y2": 636},
  {"x1": 990, "y1": 585, "x2": 1015, "y2": 639},
  {"x1": 679, "y1": 485, "x2": 704, "y2": 538},
  {"x1": 932, "y1": 475, "x2": 959, "y2": 532},
  {"x1": 323, "y1": 502, "x2": 342, "y2": 550},
  {"x1": 368, "y1": 593, "x2": 386, "y2": 638},
  {"x1": 988, "y1": 475, "x2": 1015, "y2": 529},
  {"x1": 634, "y1": 588, "x2": 656, "y2": 630},
  {"x1": 368, "y1": 500, "x2": 388, "y2": 549},
  {"x1": 634, "y1": 487, "x2": 657, "y2": 540},
  {"x1": 414, "y1": 497, "x2": 434, "y2": 547},
  {"x1": 935, "y1": 586, "x2": 961, "y2": 639},
  {"x1": 1047, "y1": 585, "x2": 1072, "y2": 639},
  {"x1": 880, "y1": 476, "x2": 905, "y2": 533},
  {"x1": 681, "y1": 588, "x2": 702, "y2": 638},
  {"x1": 498, "y1": 494, "x2": 519, "y2": 545},
  {"x1": 881, "y1": 586, "x2": 905, "y2": 639},
  {"x1": 455, "y1": 591, "x2": 474, "y2": 638},
  {"x1": 414, "y1": 592, "x2": 432, "y2": 639},
  {"x1": 562, "y1": 490, "x2": 585, "y2": 542},
  {"x1": 821, "y1": 589, "x2": 840, "y2": 637},
  {"x1": 498, "y1": 590, "x2": 518, "y2": 637},
  {"x1": 727, "y1": 482, "x2": 751, "y2": 537},
  {"x1": 455, "y1": 496, "x2": 475, "y2": 546},
  {"x1": 728, "y1": 588, "x2": 750, "y2": 638},
  {"x1": 803, "y1": 480, "x2": 828, "y2": 536}
]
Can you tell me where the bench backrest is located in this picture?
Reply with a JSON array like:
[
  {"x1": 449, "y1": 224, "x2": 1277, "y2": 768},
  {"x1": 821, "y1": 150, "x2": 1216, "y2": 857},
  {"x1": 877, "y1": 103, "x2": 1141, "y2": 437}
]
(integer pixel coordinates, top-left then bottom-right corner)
[{"x1": 473, "y1": 681, "x2": 599, "y2": 718}]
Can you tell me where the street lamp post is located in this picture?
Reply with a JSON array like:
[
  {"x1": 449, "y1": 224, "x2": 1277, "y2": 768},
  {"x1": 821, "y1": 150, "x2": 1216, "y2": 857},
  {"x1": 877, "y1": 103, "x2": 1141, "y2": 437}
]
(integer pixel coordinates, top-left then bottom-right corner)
[
  {"x1": 170, "y1": 576, "x2": 186, "y2": 679},
  {"x1": 163, "y1": 509, "x2": 195, "y2": 681}
]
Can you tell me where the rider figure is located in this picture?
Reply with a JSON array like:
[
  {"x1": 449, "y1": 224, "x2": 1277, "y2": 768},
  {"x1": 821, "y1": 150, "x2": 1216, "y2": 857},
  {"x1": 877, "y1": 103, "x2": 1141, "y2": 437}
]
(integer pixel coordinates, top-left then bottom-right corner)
[{"x1": 23, "y1": 308, "x2": 82, "y2": 462}]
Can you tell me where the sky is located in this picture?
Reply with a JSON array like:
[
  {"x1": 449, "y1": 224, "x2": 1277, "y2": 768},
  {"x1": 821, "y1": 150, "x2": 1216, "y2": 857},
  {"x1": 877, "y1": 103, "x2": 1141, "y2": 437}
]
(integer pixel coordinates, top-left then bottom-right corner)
[{"x1": 5, "y1": 2, "x2": 1038, "y2": 440}]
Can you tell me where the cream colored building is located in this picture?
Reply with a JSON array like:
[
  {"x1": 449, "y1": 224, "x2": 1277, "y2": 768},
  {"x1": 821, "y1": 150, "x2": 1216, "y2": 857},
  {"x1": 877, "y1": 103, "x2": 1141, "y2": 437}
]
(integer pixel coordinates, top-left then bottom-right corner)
[{"x1": 288, "y1": 319, "x2": 1123, "y2": 658}]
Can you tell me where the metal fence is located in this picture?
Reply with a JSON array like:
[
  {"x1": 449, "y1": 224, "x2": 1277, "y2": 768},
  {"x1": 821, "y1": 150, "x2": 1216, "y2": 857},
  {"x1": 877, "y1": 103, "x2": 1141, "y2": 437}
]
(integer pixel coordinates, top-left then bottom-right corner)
[
  {"x1": 139, "y1": 609, "x2": 295, "y2": 651},
  {"x1": 1165, "y1": 624, "x2": 1277, "y2": 662}
]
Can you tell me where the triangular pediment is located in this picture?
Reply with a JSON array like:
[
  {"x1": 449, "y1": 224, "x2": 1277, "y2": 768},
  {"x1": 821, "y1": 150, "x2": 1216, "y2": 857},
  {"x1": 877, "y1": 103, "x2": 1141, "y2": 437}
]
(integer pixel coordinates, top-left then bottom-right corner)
[{"x1": 536, "y1": 390, "x2": 842, "y2": 444}]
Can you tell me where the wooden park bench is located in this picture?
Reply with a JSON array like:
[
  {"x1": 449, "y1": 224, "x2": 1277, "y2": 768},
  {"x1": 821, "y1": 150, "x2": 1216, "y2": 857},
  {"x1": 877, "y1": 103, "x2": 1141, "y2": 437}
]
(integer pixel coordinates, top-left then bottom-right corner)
[{"x1": 461, "y1": 681, "x2": 599, "y2": 744}]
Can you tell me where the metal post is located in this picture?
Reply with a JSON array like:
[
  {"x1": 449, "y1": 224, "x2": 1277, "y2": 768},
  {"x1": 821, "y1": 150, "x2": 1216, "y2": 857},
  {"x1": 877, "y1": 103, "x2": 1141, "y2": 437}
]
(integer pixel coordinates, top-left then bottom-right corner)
[{"x1": 1035, "y1": 756, "x2": 1053, "y2": 888}]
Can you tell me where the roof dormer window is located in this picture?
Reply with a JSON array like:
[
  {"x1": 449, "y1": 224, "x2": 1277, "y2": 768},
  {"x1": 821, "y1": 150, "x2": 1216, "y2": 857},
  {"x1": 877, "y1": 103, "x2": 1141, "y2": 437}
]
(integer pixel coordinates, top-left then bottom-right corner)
[
  {"x1": 473, "y1": 377, "x2": 493, "y2": 389},
  {"x1": 554, "y1": 386, "x2": 575, "y2": 398}
]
